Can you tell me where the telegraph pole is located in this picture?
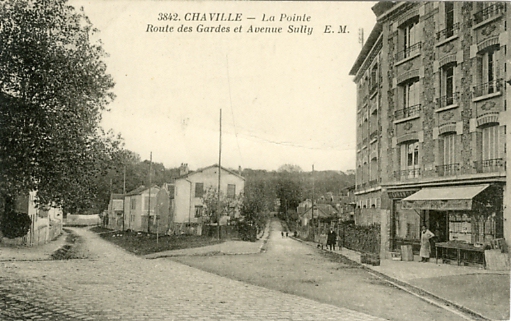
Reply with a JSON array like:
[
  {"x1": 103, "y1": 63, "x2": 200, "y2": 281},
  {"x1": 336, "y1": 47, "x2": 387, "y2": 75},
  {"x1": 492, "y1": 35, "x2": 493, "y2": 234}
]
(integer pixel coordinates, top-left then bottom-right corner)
[
  {"x1": 147, "y1": 152, "x2": 152, "y2": 234},
  {"x1": 217, "y1": 109, "x2": 222, "y2": 240}
]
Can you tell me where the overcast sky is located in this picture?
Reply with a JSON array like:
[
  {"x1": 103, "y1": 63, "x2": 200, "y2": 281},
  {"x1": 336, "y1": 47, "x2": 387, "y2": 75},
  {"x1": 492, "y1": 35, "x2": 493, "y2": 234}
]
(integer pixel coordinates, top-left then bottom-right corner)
[{"x1": 70, "y1": 0, "x2": 377, "y2": 172}]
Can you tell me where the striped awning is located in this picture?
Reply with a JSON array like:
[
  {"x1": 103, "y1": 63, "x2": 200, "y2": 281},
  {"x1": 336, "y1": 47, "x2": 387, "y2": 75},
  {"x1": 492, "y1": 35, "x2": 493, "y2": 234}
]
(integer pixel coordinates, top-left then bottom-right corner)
[{"x1": 401, "y1": 184, "x2": 489, "y2": 211}]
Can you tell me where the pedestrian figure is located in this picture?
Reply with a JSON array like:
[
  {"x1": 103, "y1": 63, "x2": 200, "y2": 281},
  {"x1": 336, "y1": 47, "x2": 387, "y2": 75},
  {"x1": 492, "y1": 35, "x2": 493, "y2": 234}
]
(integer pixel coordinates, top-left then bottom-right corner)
[
  {"x1": 286, "y1": 231, "x2": 288, "y2": 237},
  {"x1": 327, "y1": 227, "x2": 337, "y2": 251},
  {"x1": 420, "y1": 225, "x2": 434, "y2": 262},
  {"x1": 281, "y1": 231, "x2": 284, "y2": 238}
]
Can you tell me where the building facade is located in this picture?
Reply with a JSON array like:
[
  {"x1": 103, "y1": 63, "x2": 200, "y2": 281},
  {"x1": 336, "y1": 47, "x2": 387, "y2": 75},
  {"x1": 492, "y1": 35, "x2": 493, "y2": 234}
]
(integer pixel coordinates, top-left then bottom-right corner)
[
  {"x1": 173, "y1": 164, "x2": 245, "y2": 229},
  {"x1": 350, "y1": 2, "x2": 510, "y2": 259}
]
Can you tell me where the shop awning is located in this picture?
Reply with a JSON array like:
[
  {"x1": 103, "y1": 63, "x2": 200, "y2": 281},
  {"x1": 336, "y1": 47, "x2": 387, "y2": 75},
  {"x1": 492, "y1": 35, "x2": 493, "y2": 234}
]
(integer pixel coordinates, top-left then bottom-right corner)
[{"x1": 401, "y1": 184, "x2": 489, "y2": 211}]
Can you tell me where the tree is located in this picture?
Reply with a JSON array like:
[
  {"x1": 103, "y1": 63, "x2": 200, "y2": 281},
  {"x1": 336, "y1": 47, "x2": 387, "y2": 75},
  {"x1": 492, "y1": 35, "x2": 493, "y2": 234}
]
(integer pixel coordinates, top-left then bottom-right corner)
[
  {"x1": 201, "y1": 186, "x2": 242, "y2": 224},
  {"x1": 0, "y1": 0, "x2": 115, "y2": 213}
]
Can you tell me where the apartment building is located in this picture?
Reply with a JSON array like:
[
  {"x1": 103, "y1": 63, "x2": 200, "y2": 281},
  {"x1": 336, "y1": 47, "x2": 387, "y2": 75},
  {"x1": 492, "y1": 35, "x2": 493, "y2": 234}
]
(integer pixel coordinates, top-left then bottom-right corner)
[{"x1": 350, "y1": 2, "x2": 510, "y2": 259}]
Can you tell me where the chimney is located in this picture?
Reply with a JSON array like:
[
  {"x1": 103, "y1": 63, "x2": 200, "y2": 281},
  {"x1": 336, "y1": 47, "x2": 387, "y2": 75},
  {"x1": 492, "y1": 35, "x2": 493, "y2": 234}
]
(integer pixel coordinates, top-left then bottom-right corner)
[
  {"x1": 238, "y1": 166, "x2": 242, "y2": 176},
  {"x1": 179, "y1": 163, "x2": 189, "y2": 176}
]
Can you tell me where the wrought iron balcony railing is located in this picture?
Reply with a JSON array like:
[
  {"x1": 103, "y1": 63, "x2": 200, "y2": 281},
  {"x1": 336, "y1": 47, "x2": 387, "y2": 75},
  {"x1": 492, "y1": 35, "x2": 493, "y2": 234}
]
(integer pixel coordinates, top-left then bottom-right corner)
[
  {"x1": 437, "y1": 92, "x2": 459, "y2": 108},
  {"x1": 436, "y1": 22, "x2": 460, "y2": 42},
  {"x1": 394, "y1": 168, "x2": 421, "y2": 180},
  {"x1": 473, "y1": 79, "x2": 502, "y2": 98},
  {"x1": 474, "y1": 158, "x2": 506, "y2": 173},
  {"x1": 473, "y1": 3, "x2": 505, "y2": 25},
  {"x1": 395, "y1": 104, "x2": 421, "y2": 120},
  {"x1": 435, "y1": 163, "x2": 460, "y2": 177},
  {"x1": 395, "y1": 42, "x2": 421, "y2": 62}
]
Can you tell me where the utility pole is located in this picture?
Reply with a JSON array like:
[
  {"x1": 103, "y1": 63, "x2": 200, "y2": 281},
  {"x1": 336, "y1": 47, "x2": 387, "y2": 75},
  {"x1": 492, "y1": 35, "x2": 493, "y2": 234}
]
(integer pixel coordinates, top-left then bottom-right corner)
[
  {"x1": 122, "y1": 165, "x2": 126, "y2": 231},
  {"x1": 217, "y1": 109, "x2": 222, "y2": 240},
  {"x1": 147, "y1": 152, "x2": 152, "y2": 234},
  {"x1": 312, "y1": 164, "x2": 315, "y2": 238}
]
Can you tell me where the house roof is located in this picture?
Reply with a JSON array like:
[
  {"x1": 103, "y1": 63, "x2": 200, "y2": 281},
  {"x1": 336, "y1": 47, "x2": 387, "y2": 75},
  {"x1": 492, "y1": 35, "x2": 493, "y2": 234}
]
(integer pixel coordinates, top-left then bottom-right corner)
[
  {"x1": 175, "y1": 164, "x2": 245, "y2": 181},
  {"x1": 125, "y1": 185, "x2": 159, "y2": 196},
  {"x1": 302, "y1": 204, "x2": 338, "y2": 219},
  {"x1": 110, "y1": 193, "x2": 124, "y2": 200},
  {"x1": 349, "y1": 22, "x2": 382, "y2": 77}
]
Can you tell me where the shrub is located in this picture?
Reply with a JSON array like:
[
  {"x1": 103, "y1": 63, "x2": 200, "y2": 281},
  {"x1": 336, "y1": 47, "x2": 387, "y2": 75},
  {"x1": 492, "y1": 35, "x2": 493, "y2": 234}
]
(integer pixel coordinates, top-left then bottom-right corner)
[{"x1": 0, "y1": 210, "x2": 32, "y2": 239}]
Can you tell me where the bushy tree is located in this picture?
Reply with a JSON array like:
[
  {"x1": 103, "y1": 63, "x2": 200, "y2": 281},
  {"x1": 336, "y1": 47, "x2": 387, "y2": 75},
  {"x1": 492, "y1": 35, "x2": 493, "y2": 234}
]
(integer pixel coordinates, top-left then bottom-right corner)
[
  {"x1": 0, "y1": 0, "x2": 115, "y2": 213},
  {"x1": 201, "y1": 186, "x2": 242, "y2": 224}
]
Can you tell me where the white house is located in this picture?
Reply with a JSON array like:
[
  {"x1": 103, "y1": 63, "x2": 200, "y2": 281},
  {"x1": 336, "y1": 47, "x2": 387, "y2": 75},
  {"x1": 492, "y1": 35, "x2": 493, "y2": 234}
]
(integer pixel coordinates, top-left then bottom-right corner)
[{"x1": 173, "y1": 164, "x2": 245, "y2": 230}]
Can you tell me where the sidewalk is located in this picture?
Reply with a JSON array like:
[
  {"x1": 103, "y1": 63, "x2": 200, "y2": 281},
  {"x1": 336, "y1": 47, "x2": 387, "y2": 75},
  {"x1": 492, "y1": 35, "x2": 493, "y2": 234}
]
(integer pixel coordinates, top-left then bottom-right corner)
[
  {"x1": 144, "y1": 220, "x2": 272, "y2": 259},
  {"x1": 309, "y1": 241, "x2": 510, "y2": 321},
  {"x1": 0, "y1": 231, "x2": 68, "y2": 261}
]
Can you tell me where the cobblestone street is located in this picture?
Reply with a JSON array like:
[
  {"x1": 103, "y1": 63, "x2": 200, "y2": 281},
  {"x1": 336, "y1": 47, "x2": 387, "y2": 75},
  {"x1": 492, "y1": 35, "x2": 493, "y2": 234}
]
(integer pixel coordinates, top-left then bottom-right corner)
[{"x1": 0, "y1": 228, "x2": 386, "y2": 321}]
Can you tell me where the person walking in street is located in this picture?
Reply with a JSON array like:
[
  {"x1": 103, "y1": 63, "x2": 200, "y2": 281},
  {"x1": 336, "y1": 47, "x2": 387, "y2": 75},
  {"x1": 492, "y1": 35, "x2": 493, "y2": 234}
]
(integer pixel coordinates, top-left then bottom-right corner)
[
  {"x1": 326, "y1": 227, "x2": 337, "y2": 251},
  {"x1": 281, "y1": 231, "x2": 284, "y2": 238},
  {"x1": 420, "y1": 225, "x2": 434, "y2": 262}
]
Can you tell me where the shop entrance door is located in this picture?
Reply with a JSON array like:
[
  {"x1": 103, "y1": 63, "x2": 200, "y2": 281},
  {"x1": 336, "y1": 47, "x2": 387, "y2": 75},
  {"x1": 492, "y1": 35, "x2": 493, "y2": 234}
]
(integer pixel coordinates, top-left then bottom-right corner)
[{"x1": 429, "y1": 211, "x2": 448, "y2": 242}]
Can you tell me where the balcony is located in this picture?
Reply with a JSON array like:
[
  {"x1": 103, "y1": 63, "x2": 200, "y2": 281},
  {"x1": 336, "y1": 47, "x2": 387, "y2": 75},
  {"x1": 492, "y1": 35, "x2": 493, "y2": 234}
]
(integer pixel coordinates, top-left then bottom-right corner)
[
  {"x1": 436, "y1": 92, "x2": 459, "y2": 109},
  {"x1": 394, "y1": 168, "x2": 421, "y2": 181},
  {"x1": 474, "y1": 158, "x2": 506, "y2": 173},
  {"x1": 369, "y1": 81, "x2": 378, "y2": 96},
  {"x1": 369, "y1": 179, "x2": 379, "y2": 187},
  {"x1": 473, "y1": 3, "x2": 505, "y2": 25},
  {"x1": 436, "y1": 22, "x2": 460, "y2": 42},
  {"x1": 473, "y1": 79, "x2": 502, "y2": 98},
  {"x1": 395, "y1": 42, "x2": 421, "y2": 62},
  {"x1": 370, "y1": 130, "x2": 379, "y2": 142},
  {"x1": 395, "y1": 104, "x2": 421, "y2": 121},
  {"x1": 435, "y1": 163, "x2": 460, "y2": 177}
]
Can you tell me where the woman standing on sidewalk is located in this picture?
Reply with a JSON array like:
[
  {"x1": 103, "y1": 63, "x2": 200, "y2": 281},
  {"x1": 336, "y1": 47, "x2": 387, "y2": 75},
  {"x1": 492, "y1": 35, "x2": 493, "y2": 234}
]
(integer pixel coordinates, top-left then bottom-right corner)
[{"x1": 420, "y1": 225, "x2": 434, "y2": 262}]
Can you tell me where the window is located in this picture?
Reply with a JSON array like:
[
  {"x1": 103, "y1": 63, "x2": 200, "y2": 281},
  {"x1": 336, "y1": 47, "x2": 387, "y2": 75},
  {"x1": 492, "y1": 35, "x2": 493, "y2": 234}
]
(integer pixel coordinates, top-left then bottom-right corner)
[
  {"x1": 131, "y1": 198, "x2": 136, "y2": 210},
  {"x1": 227, "y1": 184, "x2": 236, "y2": 198},
  {"x1": 144, "y1": 196, "x2": 156, "y2": 213},
  {"x1": 441, "y1": 134, "x2": 457, "y2": 176},
  {"x1": 195, "y1": 182, "x2": 204, "y2": 198},
  {"x1": 482, "y1": 125, "x2": 500, "y2": 161},
  {"x1": 475, "y1": 46, "x2": 500, "y2": 97},
  {"x1": 445, "y1": 2, "x2": 454, "y2": 38},
  {"x1": 396, "y1": 78, "x2": 420, "y2": 120},
  {"x1": 440, "y1": 63, "x2": 456, "y2": 107},
  {"x1": 195, "y1": 205, "x2": 203, "y2": 218},
  {"x1": 403, "y1": 79, "x2": 420, "y2": 108},
  {"x1": 370, "y1": 63, "x2": 378, "y2": 92},
  {"x1": 400, "y1": 141, "x2": 420, "y2": 178},
  {"x1": 397, "y1": 17, "x2": 420, "y2": 61}
]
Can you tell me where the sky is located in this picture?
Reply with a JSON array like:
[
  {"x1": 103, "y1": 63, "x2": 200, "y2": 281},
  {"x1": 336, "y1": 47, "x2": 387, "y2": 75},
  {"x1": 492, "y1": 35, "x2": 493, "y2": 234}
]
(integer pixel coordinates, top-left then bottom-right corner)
[{"x1": 69, "y1": 0, "x2": 377, "y2": 172}]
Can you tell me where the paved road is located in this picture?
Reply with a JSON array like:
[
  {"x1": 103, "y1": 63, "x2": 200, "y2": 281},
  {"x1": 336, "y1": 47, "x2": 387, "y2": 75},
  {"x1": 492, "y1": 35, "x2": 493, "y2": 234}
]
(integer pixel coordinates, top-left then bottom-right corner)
[
  {"x1": 0, "y1": 228, "x2": 386, "y2": 320},
  {"x1": 173, "y1": 220, "x2": 468, "y2": 321}
]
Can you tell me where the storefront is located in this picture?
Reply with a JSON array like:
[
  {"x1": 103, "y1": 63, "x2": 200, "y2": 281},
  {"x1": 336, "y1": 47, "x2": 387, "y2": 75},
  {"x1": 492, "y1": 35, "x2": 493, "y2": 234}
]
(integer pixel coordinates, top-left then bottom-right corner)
[{"x1": 398, "y1": 183, "x2": 504, "y2": 266}]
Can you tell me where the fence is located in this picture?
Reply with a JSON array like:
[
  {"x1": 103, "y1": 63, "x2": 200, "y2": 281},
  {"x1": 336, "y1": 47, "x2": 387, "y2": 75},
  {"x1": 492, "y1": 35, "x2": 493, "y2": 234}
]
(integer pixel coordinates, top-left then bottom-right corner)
[{"x1": 339, "y1": 223, "x2": 380, "y2": 254}]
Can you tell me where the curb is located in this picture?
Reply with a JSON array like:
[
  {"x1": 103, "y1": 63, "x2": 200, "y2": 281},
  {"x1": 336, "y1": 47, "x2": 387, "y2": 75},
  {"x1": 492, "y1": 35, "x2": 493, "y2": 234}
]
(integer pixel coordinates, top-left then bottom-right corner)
[{"x1": 290, "y1": 236, "x2": 490, "y2": 321}]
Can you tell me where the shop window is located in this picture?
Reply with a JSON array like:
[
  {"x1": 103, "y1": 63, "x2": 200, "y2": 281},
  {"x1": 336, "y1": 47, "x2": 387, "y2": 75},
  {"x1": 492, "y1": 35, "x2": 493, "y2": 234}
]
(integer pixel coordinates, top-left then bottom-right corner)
[
  {"x1": 227, "y1": 184, "x2": 236, "y2": 198},
  {"x1": 439, "y1": 63, "x2": 457, "y2": 107},
  {"x1": 474, "y1": 46, "x2": 501, "y2": 97},
  {"x1": 195, "y1": 182, "x2": 204, "y2": 198},
  {"x1": 394, "y1": 201, "x2": 420, "y2": 240}
]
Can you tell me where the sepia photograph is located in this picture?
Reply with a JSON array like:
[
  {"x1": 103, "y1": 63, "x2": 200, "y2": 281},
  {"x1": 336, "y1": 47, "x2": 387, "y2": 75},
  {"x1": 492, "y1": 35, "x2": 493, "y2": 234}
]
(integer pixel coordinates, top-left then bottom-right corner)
[{"x1": 0, "y1": 1, "x2": 510, "y2": 320}]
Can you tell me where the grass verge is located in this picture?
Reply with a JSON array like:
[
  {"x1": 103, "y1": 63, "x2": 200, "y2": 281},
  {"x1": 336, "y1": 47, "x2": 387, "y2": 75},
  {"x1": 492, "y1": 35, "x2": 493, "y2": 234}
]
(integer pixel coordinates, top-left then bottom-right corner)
[{"x1": 90, "y1": 228, "x2": 225, "y2": 255}]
